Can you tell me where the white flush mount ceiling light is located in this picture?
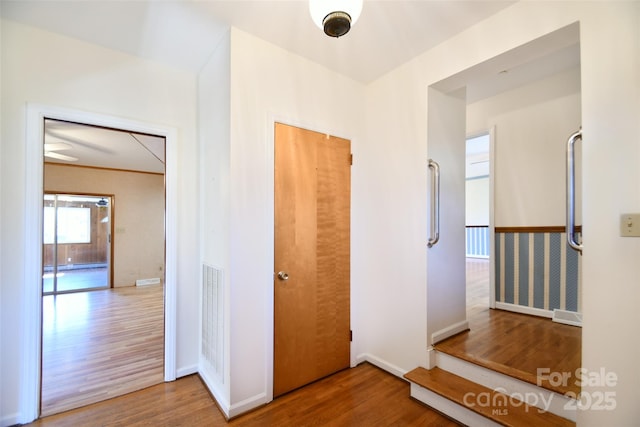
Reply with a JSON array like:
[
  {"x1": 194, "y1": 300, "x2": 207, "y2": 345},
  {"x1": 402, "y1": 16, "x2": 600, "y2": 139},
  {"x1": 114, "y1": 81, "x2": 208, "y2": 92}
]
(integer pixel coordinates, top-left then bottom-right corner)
[{"x1": 309, "y1": 0, "x2": 363, "y2": 38}]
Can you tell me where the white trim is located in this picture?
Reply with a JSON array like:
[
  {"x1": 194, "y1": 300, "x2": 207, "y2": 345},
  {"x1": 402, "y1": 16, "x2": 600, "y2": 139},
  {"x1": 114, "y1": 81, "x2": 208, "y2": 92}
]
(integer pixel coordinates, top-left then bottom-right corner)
[
  {"x1": 199, "y1": 369, "x2": 231, "y2": 419},
  {"x1": 21, "y1": 106, "x2": 45, "y2": 423},
  {"x1": 426, "y1": 346, "x2": 437, "y2": 369},
  {"x1": 164, "y1": 123, "x2": 178, "y2": 382},
  {"x1": 355, "y1": 353, "x2": 409, "y2": 378},
  {"x1": 410, "y1": 383, "x2": 502, "y2": 427},
  {"x1": 229, "y1": 392, "x2": 269, "y2": 419},
  {"x1": 488, "y1": 126, "x2": 496, "y2": 310},
  {"x1": 265, "y1": 114, "x2": 276, "y2": 405},
  {"x1": 22, "y1": 104, "x2": 178, "y2": 423},
  {"x1": 431, "y1": 319, "x2": 470, "y2": 345},
  {"x1": 177, "y1": 365, "x2": 199, "y2": 378},
  {"x1": 466, "y1": 254, "x2": 489, "y2": 259},
  {"x1": 466, "y1": 128, "x2": 496, "y2": 310},
  {"x1": 0, "y1": 413, "x2": 21, "y2": 427},
  {"x1": 495, "y1": 301, "x2": 553, "y2": 318},
  {"x1": 435, "y1": 351, "x2": 576, "y2": 421}
]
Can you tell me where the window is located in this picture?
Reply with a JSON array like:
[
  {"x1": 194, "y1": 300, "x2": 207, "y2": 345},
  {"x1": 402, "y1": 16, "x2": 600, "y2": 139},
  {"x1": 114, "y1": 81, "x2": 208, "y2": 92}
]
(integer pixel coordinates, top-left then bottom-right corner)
[{"x1": 44, "y1": 206, "x2": 91, "y2": 244}]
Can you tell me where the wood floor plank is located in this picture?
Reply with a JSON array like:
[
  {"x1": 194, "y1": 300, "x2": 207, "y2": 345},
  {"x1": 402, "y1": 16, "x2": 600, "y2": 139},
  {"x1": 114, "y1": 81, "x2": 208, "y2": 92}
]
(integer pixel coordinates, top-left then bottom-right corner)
[
  {"x1": 41, "y1": 285, "x2": 165, "y2": 416},
  {"x1": 27, "y1": 363, "x2": 461, "y2": 426},
  {"x1": 436, "y1": 308, "x2": 582, "y2": 396},
  {"x1": 405, "y1": 367, "x2": 575, "y2": 427},
  {"x1": 466, "y1": 258, "x2": 490, "y2": 318}
]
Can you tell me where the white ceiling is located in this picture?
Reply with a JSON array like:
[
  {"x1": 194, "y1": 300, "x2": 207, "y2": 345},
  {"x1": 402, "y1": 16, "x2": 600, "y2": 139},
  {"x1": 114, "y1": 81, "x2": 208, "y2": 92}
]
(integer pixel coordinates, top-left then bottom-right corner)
[
  {"x1": 3, "y1": 0, "x2": 580, "y2": 170},
  {"x1": 1, "y1": 0, "x2": 517, "y2": 84},
  {"x1": 44, "y1": 119, "x2": 166, "y2": 174}
]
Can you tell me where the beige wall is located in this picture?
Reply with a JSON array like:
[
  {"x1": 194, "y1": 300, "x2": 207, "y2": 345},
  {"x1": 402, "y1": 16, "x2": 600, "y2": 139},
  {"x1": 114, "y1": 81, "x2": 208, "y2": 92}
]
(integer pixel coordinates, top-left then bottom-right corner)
[{"x1": 45, "y1": 164, "x2": 165, "y2": 287}]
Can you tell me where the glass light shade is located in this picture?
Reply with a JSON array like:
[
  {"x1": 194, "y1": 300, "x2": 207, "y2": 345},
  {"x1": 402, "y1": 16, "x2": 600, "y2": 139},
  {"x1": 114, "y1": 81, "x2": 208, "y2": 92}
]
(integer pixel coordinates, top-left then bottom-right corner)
[{"x1": 309, "y1": 0, "x2": 363, "y2": 30}]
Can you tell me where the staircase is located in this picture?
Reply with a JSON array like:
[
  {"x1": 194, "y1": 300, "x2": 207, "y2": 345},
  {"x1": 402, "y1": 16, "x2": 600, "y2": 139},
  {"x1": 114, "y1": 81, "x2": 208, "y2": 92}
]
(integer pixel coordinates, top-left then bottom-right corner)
[{"x1": 404, "y1": 310, "x2": 580, "y2": 426}]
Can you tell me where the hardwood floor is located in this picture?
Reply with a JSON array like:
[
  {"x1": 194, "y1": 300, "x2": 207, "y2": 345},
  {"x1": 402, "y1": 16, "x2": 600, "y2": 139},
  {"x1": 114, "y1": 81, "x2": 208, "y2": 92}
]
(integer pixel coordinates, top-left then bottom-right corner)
[
  {"x1": 41, "y1": 285, "x2": 164, "y2": 416},
  {"x1": 35, "y1": 258, "x2": 577, "y2": 425},
  {"x1": 459, "y1": 257, "x2": 582, "y2": 396},
  {"x1": 466, "y1": 257, "x2": 490, "y2": 318},
  {"x1": 27, "y1": 363, "x2": 460, "y2": 427},
  {"x1": 436, "y1": 308, "x2": 582, "y2": 396}
]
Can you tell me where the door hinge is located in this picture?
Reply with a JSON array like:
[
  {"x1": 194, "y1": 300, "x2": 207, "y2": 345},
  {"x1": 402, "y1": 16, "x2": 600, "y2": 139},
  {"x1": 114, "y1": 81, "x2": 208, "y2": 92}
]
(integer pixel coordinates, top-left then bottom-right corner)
[
  {"x1": 350, "y1": 153, "x2": 353, "y2": 165},
  {"x1": 350, "y1": 330, "x2": 353, "y2": 342}
]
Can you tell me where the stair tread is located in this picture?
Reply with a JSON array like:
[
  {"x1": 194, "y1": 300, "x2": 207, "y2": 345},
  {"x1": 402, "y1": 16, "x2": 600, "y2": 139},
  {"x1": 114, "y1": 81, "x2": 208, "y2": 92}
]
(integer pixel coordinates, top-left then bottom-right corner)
[{"x1": 405, "y1": 367, "x2": 575, "y2": 427}]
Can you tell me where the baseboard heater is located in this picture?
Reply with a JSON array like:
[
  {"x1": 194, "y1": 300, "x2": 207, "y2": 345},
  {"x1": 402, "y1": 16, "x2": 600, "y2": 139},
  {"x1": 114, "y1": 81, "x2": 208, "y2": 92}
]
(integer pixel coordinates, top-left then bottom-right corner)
[{"x1": 136, "y1": 278, "x2": 161, "y2": 286}]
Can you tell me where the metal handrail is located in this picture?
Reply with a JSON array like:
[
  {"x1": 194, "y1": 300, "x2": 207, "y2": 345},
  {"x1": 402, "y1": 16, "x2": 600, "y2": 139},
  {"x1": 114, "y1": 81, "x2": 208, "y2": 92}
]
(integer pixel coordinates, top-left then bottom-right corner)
[
  {"x1": 566, "y1": 129, "x2": 583, "y2": 253},
  {"x1": 428, "y1": 159, "x2": 440, "y2": 248}
]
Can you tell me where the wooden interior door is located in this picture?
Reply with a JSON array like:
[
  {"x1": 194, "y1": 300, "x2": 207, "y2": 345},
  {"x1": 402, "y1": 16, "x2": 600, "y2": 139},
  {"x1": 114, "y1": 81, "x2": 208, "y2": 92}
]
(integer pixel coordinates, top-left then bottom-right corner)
[{"x1": 274, "y1": 122, "x2": 351, "y2": 397}]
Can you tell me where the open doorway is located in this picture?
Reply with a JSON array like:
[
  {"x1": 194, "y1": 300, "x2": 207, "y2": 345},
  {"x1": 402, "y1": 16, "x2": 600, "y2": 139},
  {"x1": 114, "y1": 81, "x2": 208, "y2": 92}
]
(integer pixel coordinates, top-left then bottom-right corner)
[
  {"x1": 40, "y1": 119, "x2": 167, "y2": 416},
  {"x1": 426, "y1": 21, "x2": 582, "y2": 361},
  {"x1": 465, "y1": 133, "x2": 491, "y2": 318}
]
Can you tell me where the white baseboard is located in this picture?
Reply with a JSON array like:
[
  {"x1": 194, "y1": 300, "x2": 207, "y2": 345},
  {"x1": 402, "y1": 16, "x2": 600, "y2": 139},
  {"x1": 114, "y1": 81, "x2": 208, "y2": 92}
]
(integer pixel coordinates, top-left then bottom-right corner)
[
  {"x1": 495, "y1": 302, "x2": 553, "y2": 318},
  {"x1": 199, "y1": 365, "x2": 268, "y2": 420},
  {"x1": 228, "y1": 392, "x2": 268, "y2": 419},
  {"x1": 431, "y1": 319, "x2": 469, "y2": 345},
  {"x1": 136, "y1": 278, "x2": 161, "y2": 286},
  {"x1": 1, "y1": 413, "x2": 21, "y2": 427},
  {"x1": 426, "y1": 346, "x2": 437, "y2": 369},
  {"x1": 176, "y1": 364, "x2": 198, "y2": 378},
  {"x1": 199, "y1": 369, "x2": 231, "y2": 419},
  {"x1": 355, "y1": 353, "x2": 408, "y2": 378}
]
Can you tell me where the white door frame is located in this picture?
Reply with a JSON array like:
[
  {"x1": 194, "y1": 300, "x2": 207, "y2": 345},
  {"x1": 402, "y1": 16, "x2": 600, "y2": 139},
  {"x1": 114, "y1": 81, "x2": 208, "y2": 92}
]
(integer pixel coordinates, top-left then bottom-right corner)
[
  {"x1": 465, "y1": 127, "x2": 496, "y2": 310},
  {"x1": 21, "y1": 104, "x2": 177, "y2": 422}
]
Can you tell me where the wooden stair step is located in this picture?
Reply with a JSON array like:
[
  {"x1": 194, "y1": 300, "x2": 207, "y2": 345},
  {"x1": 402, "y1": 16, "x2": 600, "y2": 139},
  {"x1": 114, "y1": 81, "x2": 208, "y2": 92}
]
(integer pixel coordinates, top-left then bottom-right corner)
[{"x1": 404, "y1": 367, "x2": 575, "y2": 427}]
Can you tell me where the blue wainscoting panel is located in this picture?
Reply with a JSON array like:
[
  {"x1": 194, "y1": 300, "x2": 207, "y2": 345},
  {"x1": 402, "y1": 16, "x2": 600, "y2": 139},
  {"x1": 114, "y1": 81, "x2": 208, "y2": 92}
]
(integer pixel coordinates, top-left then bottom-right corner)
[
  {"x1": 495, "y1": 231, "x2": 581, "y2": 313},
  {"x1": 533, "y1": 233, "x2": 545, "y2": 309},
  {"x1": 466, "y1": 226, "x2": 490, "y2": 258}
]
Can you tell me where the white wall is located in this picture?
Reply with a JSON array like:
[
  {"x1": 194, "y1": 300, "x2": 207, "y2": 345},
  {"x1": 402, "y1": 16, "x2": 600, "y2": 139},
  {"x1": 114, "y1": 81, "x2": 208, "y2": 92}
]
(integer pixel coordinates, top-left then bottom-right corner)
[
  {"x1": 466, "y1": 178, "x2": 489, "y2": 226},
  {"x1": 2, "y1": 2, "x2": 638, "y2": 425},
  {"x1": 0, "y1": 20, "x2": 200, "y2": 425},
  {"x1": 467, "y1": 67, "x2": 581, "y2": 227},
  {"x1": 363, "y1": 1, "x2": 640, "y2": 424},
  {"x1": 198, "y1": 29, "x2": 232, "y2": 413},
  {"x1": 358, "y1": 59, "x2": 430, "y2": 374},
  {"x1": 225, "y1": 28, "x2": 364, "y2": 415}
]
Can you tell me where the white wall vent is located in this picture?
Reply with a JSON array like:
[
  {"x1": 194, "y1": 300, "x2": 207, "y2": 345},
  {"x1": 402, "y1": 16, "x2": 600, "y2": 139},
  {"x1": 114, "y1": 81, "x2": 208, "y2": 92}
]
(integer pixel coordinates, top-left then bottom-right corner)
[{"x1": 202, "y1": 264, "x2": 224, "y2": 379}]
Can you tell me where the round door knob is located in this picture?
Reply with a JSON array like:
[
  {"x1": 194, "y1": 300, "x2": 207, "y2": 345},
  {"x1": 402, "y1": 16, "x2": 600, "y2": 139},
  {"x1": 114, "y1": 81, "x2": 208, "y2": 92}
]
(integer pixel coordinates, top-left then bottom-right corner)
[{"x1": 277, "y1": 271, "x2": 289, "y2": 281}]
